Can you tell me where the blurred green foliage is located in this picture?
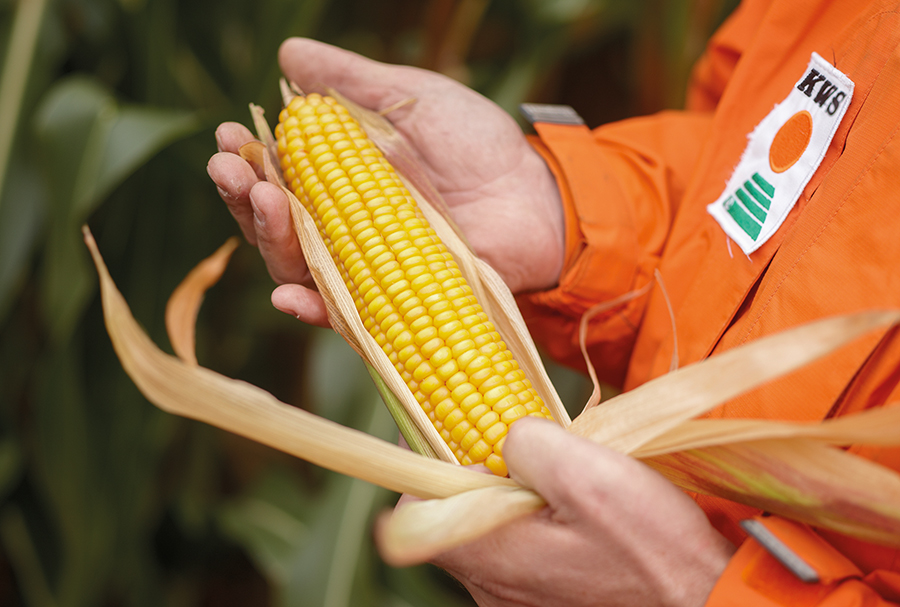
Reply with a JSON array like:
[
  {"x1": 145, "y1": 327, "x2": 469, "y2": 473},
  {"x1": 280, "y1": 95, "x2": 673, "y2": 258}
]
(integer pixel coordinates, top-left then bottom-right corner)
[{"x1": 0, "y1": 0, "x2": 736, "y2": 605}]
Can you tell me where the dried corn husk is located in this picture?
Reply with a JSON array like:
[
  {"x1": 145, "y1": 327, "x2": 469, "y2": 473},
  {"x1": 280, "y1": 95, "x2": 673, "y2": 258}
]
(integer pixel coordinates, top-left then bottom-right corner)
[
  {"x1": 164, "y1": 237, "x2": 239, "y2": 366},
  {"x1": 243, "y1": 88, "x2": 570, "y2": 463},
  {"x1": 86, "y1": 84, "x2": 900, "y2": 567},
  {"x1": 84, "y1": 226, "x2": 512, "y2": 500},
  {"x1": 646, "y1": 438, "x2": 900, "y2": 547},
  {"x1": 377, "y1": 314, "x2": 900, "y2": 564}
]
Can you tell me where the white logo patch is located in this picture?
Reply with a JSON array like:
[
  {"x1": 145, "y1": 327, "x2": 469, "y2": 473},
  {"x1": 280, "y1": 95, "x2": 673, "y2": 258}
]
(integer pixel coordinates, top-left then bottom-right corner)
[{"x1": 708, "y1": 52, "x2": 854, "y2": 254}]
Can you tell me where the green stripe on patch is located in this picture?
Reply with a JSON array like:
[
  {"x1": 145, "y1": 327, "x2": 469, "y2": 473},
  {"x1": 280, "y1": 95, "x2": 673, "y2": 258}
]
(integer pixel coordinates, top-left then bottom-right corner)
[
  {"x1": 744, "y1": 179, "x2": 772, "y2": 210},
  {"x1": 752, "y1": 172, "x2": 775, "y2": 197},
  {"x1": 736, "y1": 187, "x2": 767, "y2": 222},
  {"x1": 725, "y1": 196, "x2": 762, "y2": 240}
]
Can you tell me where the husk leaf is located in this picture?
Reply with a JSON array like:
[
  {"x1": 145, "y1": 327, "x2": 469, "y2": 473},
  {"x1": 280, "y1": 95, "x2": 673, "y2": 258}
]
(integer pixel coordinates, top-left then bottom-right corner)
[
  {"x1": 379, "y1": 409, "x2": 900, "y2": 563},
  {"x1": 364, "y1": 361, "x2": 440, "y2": 460},
  {"x1": 376, "y1": 312, "x2": 900, "y2": 562},
  {"x1": 164, "y1": 237, "x2": 239, "y2": 366},
  {"x1": 379, "y1": 421, "x2": 900, "y2": 563},
  {"x1": 160, "y1": 229, "x2": 438, "y2": 460},
  {"x1": 92, "y1": 196, "x2": 900, "y2": 564},
  {"x1": 376, "y1": 486, "x2": 546, "y2": 566},
  {"x1": 567, "y1": 310, "x2": 900, "y2": 455},
  {"x1": 645, "y1": 438, "x2": 900, "y2": 547},
  {"x1": 634, "y1": 405, "x2": 900, "y2": 458},
  {"x1": 84, "y1": 225, "x2": 512, "y2": 499}
]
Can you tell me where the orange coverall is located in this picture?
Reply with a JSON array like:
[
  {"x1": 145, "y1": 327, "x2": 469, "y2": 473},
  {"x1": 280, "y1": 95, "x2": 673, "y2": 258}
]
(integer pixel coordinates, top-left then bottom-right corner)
[{"x1": 521, "y1": 0, "x2": 900, "y2": 604}]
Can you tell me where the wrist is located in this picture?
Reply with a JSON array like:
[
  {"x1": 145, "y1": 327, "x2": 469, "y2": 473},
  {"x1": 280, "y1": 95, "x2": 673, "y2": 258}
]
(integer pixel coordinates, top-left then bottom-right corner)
[
  {"x1": 512, "y1": 145, "x2": 566, "y2": 293},
  {"x1": 532, "y1": 150, "x2": 565, "y2": 291},
  {"x1": 658, "y1": 534, "x2": 736, "y2": 607}
]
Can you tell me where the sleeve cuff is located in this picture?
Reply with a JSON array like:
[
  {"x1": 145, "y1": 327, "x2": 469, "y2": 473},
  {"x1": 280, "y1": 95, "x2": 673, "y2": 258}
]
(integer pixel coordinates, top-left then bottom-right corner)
[
  {"x1": 523, "y1": 122, "x2": 643, "y2": 314},
  {"x1": 705, "y1": 516, "x2": 865, "y2": 607},
  {"x1": 526, "y1": 133, "x2": 583, "y2": 278},
  {"x1": 517, "y1": 123, "x2": 651, "y2": 384}
]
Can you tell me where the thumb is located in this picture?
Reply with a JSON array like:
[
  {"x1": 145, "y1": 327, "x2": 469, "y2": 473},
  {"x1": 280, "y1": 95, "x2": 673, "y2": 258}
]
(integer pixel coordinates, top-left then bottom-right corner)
[
  {"x1": 278, "y1": 38, "x2": 433, "y2": 112},
  {"x1": 502, "y1": 417, "x2": 633, "y2": 511}
]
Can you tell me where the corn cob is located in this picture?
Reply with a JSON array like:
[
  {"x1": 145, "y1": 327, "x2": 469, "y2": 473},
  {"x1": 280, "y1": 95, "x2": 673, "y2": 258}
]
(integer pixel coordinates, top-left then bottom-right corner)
[{"x1": 275, "y1": 93, "x2": 554, "y2": 476}]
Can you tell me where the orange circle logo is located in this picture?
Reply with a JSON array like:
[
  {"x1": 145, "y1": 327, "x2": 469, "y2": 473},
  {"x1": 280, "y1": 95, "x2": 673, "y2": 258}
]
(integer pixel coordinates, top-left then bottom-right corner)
[{"x1": 769, "y1": 110, "x2": 812, "y2": 173}]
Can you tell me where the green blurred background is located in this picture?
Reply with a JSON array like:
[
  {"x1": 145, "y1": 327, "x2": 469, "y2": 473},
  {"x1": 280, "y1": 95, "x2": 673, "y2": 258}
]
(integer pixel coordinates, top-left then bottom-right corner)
[{"x1": 0, "y1": 0, "x2": 737, "y2": 604}]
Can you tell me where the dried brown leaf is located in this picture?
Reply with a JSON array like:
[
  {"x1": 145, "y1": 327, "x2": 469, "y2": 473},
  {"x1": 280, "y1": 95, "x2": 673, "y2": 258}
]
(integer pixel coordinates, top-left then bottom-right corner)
[{"x1": 164, "y1": 237, "x2": 239, "y2": 365}]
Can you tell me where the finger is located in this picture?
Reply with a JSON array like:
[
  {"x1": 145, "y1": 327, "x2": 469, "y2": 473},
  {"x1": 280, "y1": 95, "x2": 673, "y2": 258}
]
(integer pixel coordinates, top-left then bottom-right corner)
[
  {"x1": 208, "y1": 151, "x2": 260, "y2": 245},
  {"x1": 215, "y1": 122, "x2": 266, "y2": 180},
  {"x1": 215, "y1": 121, "x2": 257, "y2": 153},
  {"x1": 278, "y1": 38, "x2": 429, "y2": 112},
  {"x1": 271, "y1": 284, "x2": 330, "y2": 327},
  {"x1": 248, "y1": 181, "x2": 311, "y2": 286}
]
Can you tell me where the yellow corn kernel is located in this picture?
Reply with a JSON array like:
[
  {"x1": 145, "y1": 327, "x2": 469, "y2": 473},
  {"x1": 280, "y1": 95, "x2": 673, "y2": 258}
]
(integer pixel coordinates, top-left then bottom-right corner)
[{"x1": 275, "y1": 93, "x2": 555, "y2": 475}]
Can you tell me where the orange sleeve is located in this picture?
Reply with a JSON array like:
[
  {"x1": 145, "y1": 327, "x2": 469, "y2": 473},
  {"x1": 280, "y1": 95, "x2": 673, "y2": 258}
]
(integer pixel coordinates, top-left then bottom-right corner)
[
  {"x1": 517, "y1": 0, "x2": 781, "y2": 387},
  {"x1": 706, "y1": 516, "x2": 900, "y2": 607},
  {"x1": 519, "y1": 111, "x2": 713, "y2": 387}
]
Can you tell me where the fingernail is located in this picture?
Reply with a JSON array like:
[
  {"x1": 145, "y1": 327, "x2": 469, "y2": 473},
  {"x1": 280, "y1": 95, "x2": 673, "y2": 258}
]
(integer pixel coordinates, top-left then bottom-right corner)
[
  {"x1": 215, "y1": 129, "x2": 225, "y2": 152},
  {"x1": 250, "y1": 195, "x2": 266, "y2": 226},
  {"x1": 271, "y1": 299, "x2": 297, "y2": 318},
  {"x1": 216, "y1": 185, "x2": 233, "y2": 201}
]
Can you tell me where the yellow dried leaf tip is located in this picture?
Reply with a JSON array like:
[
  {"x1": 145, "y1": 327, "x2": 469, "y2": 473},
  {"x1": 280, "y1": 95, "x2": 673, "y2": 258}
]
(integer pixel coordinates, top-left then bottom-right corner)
[{"x1": 275, "y1": 93, "x2": 554, "y2": 476}]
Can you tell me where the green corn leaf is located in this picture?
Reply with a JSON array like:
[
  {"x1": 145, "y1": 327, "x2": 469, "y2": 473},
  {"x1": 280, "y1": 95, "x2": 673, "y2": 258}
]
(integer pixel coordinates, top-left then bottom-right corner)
[{"x1": 33, "y1": 76, "x2": 199, "y2": 345}]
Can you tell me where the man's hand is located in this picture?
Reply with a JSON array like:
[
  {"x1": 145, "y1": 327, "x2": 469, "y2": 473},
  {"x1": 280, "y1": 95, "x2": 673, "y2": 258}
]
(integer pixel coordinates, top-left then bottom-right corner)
[
  {"x1": 430, "y1": 418, "x2": 736, "y2": 607},
  {"x1": 207, "y1": 37, "x2": 564, "y2": 325},
  {"x1": 208, "y1": 38, "x2": 736, "y2": 606}
]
